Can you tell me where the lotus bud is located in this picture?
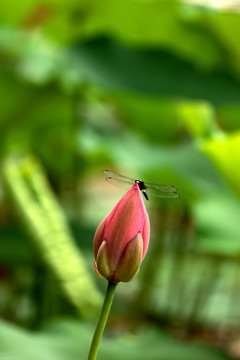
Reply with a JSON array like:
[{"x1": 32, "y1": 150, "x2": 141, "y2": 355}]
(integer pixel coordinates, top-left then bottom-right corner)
[{"x1": 93, "y1": 183, "x2": 150, "y2": 284}]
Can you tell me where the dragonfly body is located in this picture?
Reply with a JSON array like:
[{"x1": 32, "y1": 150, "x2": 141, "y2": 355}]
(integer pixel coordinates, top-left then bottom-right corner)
[
  {"x1": 103, "y1": 170, "x2": 179, "y2": 200},
  {"x1": 135, "y1": 179, "x2": 149, "y2": 200}
]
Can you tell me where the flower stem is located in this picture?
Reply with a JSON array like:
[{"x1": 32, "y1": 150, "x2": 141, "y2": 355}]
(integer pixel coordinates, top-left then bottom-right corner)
[{"x1": 87, "y1": 281, "x2": 117, "y2": 360}]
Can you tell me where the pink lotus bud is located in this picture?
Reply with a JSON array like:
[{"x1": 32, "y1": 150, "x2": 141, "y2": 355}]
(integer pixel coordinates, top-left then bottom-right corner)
[{"x1": 93, "y1": 183, "x2": 150, "y2": 283}]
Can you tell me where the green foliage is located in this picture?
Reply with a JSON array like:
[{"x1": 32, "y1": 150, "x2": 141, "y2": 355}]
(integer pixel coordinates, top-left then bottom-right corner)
[
  {"x1": 201, "y1": 132, "x2": 240, "y2": 197},
  {"x1": 179, "y1": 101, "x2": 217, "y2": 138},
  {"x1": 1, "y1": 155, "x2": 102, "y2": 317},
  {"x1": 0, "y1": 319, "x2": 230, "y2": 360},
  {"x1": 195, "y1": 194, "x2": 240, "y2": 255}
]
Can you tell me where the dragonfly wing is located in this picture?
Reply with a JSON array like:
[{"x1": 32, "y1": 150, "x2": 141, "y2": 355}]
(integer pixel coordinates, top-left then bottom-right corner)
[
  {"x1": 105, "y1": 177, "x2": 134, "y2": 190},
  {"x1": 103, "y1": 170, "x2": 180, "y2": 198},
  {"x1": 144, "y1": 182, "x2": 178, "y2": 192},
  {"x1": 147, "y1": 190, "x2": 180, "y2": 199},
  {"x1": 103, "y1": 170, "x2": 135, "y2": 182}
]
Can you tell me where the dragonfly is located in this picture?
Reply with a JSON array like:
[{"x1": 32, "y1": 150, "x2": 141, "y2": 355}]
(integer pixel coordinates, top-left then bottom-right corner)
[{"x1": 103, "y1": 170, "x2": 179, "y2": 200}]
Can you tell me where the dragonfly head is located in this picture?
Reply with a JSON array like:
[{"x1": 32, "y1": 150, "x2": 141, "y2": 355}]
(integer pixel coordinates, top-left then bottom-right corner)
[
  {"x1": 135, "y1": 179, "x2": 147, "y2": 191},
  {"x1": 135, "y1": 180, "x2": 148, "y2": 200}
]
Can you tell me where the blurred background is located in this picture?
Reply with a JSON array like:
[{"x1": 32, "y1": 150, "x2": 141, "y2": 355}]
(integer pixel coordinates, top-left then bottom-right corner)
[{"x1": 1, "y1": 0, "x2": 240, "y2": 359}]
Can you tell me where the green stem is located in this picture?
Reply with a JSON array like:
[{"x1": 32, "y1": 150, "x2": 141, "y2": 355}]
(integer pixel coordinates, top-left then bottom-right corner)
[{"x1": 87, "y1": 282, "x2": 117, "y2": 360}]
